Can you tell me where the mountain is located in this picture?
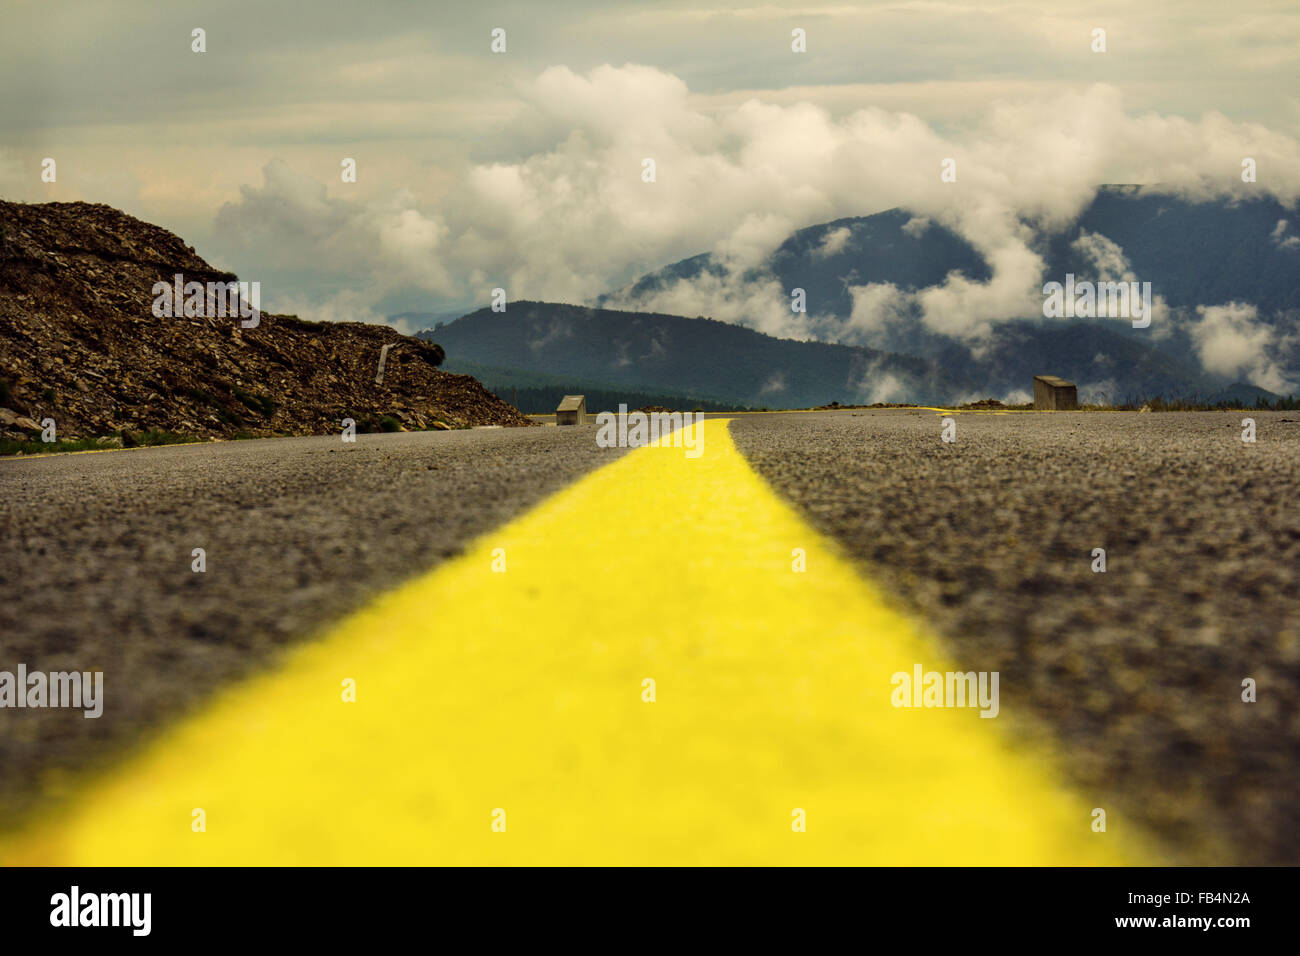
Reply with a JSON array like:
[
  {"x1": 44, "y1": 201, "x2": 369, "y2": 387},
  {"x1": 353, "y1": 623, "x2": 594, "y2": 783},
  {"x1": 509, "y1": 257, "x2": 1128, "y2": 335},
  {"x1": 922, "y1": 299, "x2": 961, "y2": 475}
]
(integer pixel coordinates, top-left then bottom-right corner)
[
  {"x1": 1046, "y1": 186, "x2": 1300, "y2": 315},
  {"x1": 624, "y1": 188, "x2": 1300, "y2": 320},
  {"x1": 419, "y1": 302, "x2": 970, "y2": 408},
  {"x1": 0, "y1": 201, "x2": 530, "y2": 444},
  {"x1": 440, "y1": 359, "x2": 753, "y2": 414},
  {"x1": 933, "y1": 318, "x2": 1251, "y2": 403},
  {"x1": 608, "y1": 187, "x2": 1300, "y2": 401},
  {"x1": 613, "y1": 207, "x2": 993, "y2": 320},
  {"x1": 390, "y1": 309, "x2": 472, "y2": 334}
]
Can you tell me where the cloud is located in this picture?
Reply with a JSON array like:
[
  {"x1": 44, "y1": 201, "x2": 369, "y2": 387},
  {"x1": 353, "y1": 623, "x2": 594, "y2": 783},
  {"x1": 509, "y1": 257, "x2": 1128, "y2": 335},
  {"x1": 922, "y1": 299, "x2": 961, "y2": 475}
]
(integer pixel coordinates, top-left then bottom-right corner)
[
  {"x1": 591, "y1": 71, "x2": 1299, "y2": 342},
  {"x1": 813, "y1": 226, "x2": 851, "y2": 258},
  {"x1": 271, "y1": 288, "x2": 388, "y2": 327},
  {"x1": 1191, "y1": 303, "x2": 1296, "y2": 393},
  {"x1": 1072, "y1": 231, "x2": 1131, "y2": 279},
  {"x1": 1271, "y1": 219, "x2": 1300, "y2": 249},
  {"x1": 78, "y1": 63, "x2": 1300, "y2": 346},
  {"x1": 212, "y1": 159, "x2": 453, "y2": 317},
  {"x1": 844, "y1": 281, "x2": 910, "y2": 345},
  {"x1": 529, "y1": 319, "x2": 576, "y2": 353},
  {"x1": 842, "y1": 228, "x2": 1166, "y2": 351},
  {"x1": 618, "y1": 269, "x2": 801, "y2": 339},
  {"x1": 901, "y1": 216, "x2": 930, "y2": 238},
  {"x1": 1063, "y1": 230, "x2": 1172, "y2": 331},
  {"x1": 859, "y1": 372, "x2": 908, "y2": 404}
]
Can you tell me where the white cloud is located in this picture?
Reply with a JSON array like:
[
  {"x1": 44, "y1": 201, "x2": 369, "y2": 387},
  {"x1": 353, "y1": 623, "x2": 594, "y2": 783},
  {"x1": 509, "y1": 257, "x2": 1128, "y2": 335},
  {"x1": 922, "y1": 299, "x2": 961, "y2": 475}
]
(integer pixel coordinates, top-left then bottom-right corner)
[
  {"x1": 588, "y1": 71, "x2": 1299, "y2": 343},
  {"x1": 1191, "y1": 303, "x2": 1296, "y2": 393},
  {"x1": 1072, "y1": 231, "x2": 1131, "y2": 279},
  {"x1": 1271, "y1": 219, "x2": 1300, "y2": 249},
  {"x1": 857, "y1": 371, "x2": 908, "y2": 404},
  {"x1": 901, "y1": 216, "x2": 930, "y2": 238},
  {"x1": 213, "y1": 160, "x2": 454, "y2": 305},
  {"x1": 814, "y1": 226, "x2": 851, "y2": 258},
  {"x1": 272, "y1": 288, "x2": 387, "y2": 327},
  {"x1": 27, "y1": 61, "x2": 1297, "y2": 358},
  {"x1": 845, "y1": 282, "x2": 909, "y2": 345}
]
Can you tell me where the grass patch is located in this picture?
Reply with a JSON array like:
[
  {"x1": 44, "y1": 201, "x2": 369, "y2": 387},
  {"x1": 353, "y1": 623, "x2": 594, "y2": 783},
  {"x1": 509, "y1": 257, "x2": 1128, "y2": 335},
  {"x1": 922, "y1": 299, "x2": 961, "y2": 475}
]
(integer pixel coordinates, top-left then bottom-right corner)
[
  {"x1": 1118, "y1": 395, "x2": 1300, "y2": 411},
  {"x1": 214, "y1": 406, "x2": 245, "y2": 427},
  {"x1": 131, "y1": 430, "x2": 203, "y2": 448},
  {"x1": 231, "y1": 386, "x2": 279, "y2": 418},
  {"x1": 0, "y1": 437, "x2": 101, "y2": 456},
  {"x1": 344, "y1": 413, "x2": 387, "y2": 434},
  {"x1": 1, "y1": 431, "x2": 202, "y2": 457}
]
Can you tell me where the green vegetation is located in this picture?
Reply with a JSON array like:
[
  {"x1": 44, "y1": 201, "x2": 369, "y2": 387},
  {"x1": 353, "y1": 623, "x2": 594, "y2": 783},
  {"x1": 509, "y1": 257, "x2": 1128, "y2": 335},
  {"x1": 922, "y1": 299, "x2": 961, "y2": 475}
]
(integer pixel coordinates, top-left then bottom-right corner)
[
  {"x1": 0, "y1": 431, "x2": 202, "y2": 457},
  {"x1": 129, "y1": 430, "x2": 203, "y2": 447},
  {"x1": 345, "y1": 413, "x2": 382, "y2": 434},
  {"x1": 444, "y1": 362, "x2": 752, "y2": 414},
  {"x1": 0, "y1": 436, "x2": 101, "y2": 456},
  {"x1": 434, "y1": 326, "x2": 831, "y2": 410},
  {"x1": 182, "y1": 385, "x2": 248, "y2": 428},
  {"x1": 230, "y1": 386, "x2": 279, "y2": 417},
  {"x1": 1119, "y1": 395, "x2": 1300, "y2": 412}
]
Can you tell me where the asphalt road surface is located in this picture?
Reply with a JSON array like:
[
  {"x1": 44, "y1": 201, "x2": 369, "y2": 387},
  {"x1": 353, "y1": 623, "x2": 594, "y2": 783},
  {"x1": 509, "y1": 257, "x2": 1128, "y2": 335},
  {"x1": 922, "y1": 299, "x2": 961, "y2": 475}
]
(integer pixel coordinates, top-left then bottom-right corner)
[
  {"x1": 0, "y1": 427, "x2": 626, "y2": 829},
  {"x1": 733, "y1": 409, "x2": 1300, "y2": 865},
  {"x1": 2, "y1": 409, "x2": 1297, "y2": 864}
]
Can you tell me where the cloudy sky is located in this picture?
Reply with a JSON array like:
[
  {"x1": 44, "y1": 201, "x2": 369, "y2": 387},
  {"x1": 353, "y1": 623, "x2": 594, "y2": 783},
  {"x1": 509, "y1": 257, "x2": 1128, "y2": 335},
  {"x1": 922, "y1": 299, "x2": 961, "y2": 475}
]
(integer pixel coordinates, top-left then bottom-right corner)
[{"x1": 3, "y1": 0, "x2": 1298, "y2": 333}]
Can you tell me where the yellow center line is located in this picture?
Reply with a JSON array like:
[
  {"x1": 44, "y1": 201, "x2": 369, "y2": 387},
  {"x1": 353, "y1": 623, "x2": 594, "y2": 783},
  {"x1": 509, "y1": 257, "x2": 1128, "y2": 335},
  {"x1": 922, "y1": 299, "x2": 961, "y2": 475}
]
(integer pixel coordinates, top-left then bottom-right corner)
[{"x1": 4, "y1": 419, "x2": 1146, "y2": 865}]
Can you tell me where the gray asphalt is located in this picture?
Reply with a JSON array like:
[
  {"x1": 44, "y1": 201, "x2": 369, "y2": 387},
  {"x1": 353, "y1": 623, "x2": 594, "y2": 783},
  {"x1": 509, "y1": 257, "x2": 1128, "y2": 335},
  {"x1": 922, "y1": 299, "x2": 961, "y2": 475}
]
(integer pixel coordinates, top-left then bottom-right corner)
[
  {"x1": 0, "y1": 427, "x2": 625, "y2": 830},
  {"x1": 731, "y1": 409, "x2": 1300, "y2": 865},
  {"x1": 2, "y1": 410, "x2": 1297, "y2": 865}
]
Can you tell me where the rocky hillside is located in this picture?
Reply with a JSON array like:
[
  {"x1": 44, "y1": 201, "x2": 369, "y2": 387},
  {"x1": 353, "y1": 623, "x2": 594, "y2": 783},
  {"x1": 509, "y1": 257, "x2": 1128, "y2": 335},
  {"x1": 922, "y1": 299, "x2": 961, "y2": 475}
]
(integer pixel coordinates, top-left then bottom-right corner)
[{"x1": 0, "y1": 201, "x2": 531, "y2": 443}]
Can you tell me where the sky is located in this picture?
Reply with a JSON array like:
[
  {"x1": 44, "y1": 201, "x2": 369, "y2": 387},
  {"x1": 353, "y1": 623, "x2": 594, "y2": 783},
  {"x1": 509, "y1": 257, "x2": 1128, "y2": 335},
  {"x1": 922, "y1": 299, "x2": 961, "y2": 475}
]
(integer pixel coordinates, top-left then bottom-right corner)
[{"x1": 3, "y1": 0, "x2": 1299, "y2": 337}]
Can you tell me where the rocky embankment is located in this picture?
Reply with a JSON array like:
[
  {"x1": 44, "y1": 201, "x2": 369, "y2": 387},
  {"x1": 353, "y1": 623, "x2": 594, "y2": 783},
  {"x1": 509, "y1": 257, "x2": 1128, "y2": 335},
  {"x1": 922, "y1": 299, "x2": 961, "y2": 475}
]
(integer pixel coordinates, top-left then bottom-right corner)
[{"x1": 0, "y1": 200, "x2": 531, "y2": 444}]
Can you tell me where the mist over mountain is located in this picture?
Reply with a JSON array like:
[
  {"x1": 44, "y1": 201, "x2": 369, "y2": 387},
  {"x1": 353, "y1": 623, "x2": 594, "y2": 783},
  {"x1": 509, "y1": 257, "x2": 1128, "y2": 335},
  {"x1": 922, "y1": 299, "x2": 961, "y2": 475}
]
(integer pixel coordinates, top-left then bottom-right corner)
[
  {"x1": 600, "y1": 186, "x2": 1300, "y2": 402},
  {"x1": 419, "y1": 302, "x2": 968, "y2": 408},
  {"x1": 607, "y1": 208, "x2": 994, "y2": 321}
]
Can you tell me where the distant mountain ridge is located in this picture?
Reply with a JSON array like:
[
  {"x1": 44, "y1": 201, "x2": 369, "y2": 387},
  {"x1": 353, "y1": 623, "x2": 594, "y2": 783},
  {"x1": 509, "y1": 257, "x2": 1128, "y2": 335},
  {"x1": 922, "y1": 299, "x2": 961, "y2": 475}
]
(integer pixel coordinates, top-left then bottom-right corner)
[
  {"x1": 607, "y1": 207, "x2": 993, "y2": 320},
  {"x1": 419, "y1": 302, "x2": 969, "y2": 407},
  {"x1": 597, "y1": 186, "x2": 1299, "y2": 401},
  {"x1": 424, "y1": 302, "x2": 1261, "y2": 408},
  {"x1": 440, "y1": 359, "x2": 753, "y2": 413},
  {"x1": 621, "y1": 188, "x2": 1300, "y2": 321}
]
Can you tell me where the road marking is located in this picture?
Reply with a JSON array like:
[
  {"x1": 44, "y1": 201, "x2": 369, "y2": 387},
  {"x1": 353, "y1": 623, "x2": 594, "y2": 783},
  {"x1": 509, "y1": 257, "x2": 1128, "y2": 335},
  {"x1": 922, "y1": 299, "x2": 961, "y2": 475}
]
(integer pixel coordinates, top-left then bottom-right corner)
[
  {"x1": 0, "y1": 443, "x2": 177, "y2": 462},
  {"x1": 918, "y1": 406, "x2": 1049, "y2": 414},
  {"x1": 4, "y1": 419, "x2": 1146, "y2": 864}
]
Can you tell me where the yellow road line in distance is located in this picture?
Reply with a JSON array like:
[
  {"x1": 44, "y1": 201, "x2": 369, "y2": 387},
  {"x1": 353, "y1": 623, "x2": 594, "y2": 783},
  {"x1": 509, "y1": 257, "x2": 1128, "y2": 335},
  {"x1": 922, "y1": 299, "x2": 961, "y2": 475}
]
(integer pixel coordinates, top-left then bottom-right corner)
[{"x1": 4, "y1": 419, "x2": 1145, "y2": 865}]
